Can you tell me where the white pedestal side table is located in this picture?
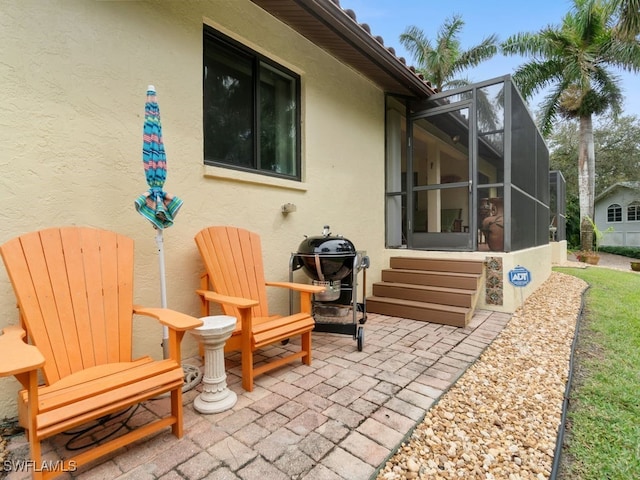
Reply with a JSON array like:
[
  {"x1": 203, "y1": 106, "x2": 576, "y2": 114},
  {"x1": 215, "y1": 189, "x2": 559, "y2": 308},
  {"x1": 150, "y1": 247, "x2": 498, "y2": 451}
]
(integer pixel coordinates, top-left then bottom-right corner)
[{"x1": 189, "y1": 315, "x2": 237, "y2": 414}]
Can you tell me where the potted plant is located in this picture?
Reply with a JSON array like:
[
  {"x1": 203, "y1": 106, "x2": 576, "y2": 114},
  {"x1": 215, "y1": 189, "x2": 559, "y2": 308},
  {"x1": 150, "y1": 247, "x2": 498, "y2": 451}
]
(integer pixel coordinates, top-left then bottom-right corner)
[
  {"x1": 575, "y1": 249, "x2": 600, "y2": 264},
  {"x1": 583, "y1": 250, "x2": 601, "y2": 265}
]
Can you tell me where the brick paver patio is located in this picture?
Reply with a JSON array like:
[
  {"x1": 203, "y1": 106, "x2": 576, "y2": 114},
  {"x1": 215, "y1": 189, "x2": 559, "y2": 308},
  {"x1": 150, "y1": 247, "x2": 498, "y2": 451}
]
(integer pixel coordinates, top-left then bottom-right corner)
[{"x1": 5, "y1": 310, "x2": 511, "y2": 480}]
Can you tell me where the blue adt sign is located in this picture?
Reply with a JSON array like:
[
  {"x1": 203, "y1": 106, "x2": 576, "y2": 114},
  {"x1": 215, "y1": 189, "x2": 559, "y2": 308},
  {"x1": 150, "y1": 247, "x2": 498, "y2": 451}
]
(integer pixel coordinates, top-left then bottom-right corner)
[{"x1": 508, "y1": 266, "x2": 531, "y2": 287}]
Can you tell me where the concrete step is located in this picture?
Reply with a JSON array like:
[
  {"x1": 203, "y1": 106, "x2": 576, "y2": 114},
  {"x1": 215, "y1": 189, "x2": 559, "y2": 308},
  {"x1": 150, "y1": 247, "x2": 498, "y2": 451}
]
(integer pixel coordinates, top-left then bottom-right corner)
[
  {"x1": 372, "y1": 282, "x2": 476, "y2": 308},
  {"x1": 366, "y1": 296, "x2": 471, "y2": 328},
  {"x1": 366, "y1": 257, "x2": 484, "y2": 327},
  {"x1": 389, "y1": 257, "x2": 484, "y2": 274},
  {"x1": 381, "y1": 268, "x2": 481, "y2": 290}
]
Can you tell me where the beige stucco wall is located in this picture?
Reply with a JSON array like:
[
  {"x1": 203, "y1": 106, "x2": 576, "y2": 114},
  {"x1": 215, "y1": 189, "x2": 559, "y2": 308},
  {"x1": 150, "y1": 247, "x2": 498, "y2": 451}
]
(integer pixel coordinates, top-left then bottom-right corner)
[
  {"x1": 0, "y1": 0, "x2": 386, "y2": 419},
  {"x1": 551, "y1": 240, "x2": 568, "y2": 265}
]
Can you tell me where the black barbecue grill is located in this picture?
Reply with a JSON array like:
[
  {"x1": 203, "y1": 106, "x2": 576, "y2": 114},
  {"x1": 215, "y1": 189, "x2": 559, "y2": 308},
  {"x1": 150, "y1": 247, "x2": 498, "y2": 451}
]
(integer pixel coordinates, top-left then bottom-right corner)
[{"x1": 290, "y1": 225, "x2": 368, "y2": 351}]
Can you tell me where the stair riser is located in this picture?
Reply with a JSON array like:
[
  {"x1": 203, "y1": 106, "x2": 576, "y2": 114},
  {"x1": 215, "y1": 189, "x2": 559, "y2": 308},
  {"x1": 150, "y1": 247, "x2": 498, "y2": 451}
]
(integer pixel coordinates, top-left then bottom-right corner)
[
  {"x1": 382, "y1": 270, "x2": 479, "y2": 290},
  {"x1": 373, "y1": 284, "x2": 473, "y2": 308},
  {"x1": 390, "y1": 257, "x2": 484, "y2": 274},
  {"x1": 367, "y1": 300, "x2": 469, "y2": 327}
]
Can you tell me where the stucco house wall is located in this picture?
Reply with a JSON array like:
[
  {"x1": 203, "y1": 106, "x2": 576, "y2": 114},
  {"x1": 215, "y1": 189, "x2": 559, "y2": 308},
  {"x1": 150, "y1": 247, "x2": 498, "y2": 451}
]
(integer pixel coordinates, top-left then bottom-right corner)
[
  {"x1": 594, "y1": 183, "x2": 640, "y2": 247},
  {"x1": 0, "y1": 0, "x2": 386, "y2": 418}
]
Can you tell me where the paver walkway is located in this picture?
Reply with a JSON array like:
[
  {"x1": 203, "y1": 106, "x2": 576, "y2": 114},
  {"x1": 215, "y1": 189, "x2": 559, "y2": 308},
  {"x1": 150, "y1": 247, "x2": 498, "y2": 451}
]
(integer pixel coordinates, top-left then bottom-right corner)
[{"x1": 5, "y1": 310, "x2": 511, "y2": 480}]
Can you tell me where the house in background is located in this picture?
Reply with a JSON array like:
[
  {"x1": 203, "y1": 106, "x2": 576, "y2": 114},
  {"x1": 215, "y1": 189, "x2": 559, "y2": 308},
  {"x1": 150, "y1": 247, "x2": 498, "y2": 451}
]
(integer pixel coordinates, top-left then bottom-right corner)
[
  {"x1": 0, "y1": 0, "x2": 560, "y2": 419},
  {"x1": 595, "y1": 181, "x2": 640, "y2": 247}
]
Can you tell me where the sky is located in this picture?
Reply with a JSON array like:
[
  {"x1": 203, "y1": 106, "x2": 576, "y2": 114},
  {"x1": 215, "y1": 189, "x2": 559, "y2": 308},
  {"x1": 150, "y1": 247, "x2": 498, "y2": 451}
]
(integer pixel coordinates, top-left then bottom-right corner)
[{"x1": 339, "y1": 0, "x2": 640, "y2": 119}]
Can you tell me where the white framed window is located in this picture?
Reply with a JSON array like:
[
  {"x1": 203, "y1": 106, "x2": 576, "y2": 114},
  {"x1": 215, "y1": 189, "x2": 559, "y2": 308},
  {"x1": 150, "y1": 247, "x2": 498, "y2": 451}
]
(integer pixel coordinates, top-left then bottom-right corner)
[
  {"x1": 607, "y1": 203, "x2": 622, "y2": 222},
  {"x1": 627, "y1": 201, "x2": 640, "y2": 221}
]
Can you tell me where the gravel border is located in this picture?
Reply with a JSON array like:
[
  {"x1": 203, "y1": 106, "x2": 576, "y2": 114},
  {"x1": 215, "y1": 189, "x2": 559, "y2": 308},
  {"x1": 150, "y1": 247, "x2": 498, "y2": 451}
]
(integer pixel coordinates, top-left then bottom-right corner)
[{"x1": 376, "y1": 270, "x2": 587, "y2": 479}]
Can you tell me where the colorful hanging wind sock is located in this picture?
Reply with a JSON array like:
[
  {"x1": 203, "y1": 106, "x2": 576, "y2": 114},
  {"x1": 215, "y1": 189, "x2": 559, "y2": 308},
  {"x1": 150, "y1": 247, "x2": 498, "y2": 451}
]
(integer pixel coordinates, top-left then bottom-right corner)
[{"x1": 134, "y1": 85, "x2": 183, "y2": 229}]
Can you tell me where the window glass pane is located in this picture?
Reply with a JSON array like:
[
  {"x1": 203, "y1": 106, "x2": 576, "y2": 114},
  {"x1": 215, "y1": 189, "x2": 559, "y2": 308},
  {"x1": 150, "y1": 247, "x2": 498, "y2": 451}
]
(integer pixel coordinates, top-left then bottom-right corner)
[
  {"x1": 259, "y1": 62, "x2": 297, "y2": 176},
  {"x1": 412, "y1": 109, "x2": 469, "y2": 188},
  {"x1": 203, "y1": 27, "x2": 301, "y2": 180},
  {"x1": 628, "y1": 202, "x2": 640, "y2": 221},
  {"x1": 204, "y1": 42, "x2": 254, "y2": 168},
  {"x1": 414, "y1": 187, "x2": 468, "y2": 233},
  {"x1": 608, "y1": 204, "x2": 622, "y2": 222}
]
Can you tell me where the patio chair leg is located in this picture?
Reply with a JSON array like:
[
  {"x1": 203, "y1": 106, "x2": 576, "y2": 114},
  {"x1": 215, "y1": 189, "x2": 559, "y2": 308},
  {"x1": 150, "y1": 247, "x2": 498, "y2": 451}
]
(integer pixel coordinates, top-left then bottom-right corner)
[
  {"x1": 302, "y1": 331, "x2": 312, "y2": 365},
  {"x1": 171, "y1": 386, "x2": 183, "y2": 438},
  {"x1": 241, "y1": 347, "x2": 254, "y2": 392}
]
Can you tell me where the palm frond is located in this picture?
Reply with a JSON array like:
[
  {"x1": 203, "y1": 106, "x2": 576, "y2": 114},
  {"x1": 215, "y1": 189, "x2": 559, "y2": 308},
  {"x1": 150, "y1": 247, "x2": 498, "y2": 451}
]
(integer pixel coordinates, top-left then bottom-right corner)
[
  {"x1": 439, "y1": 14, "x2": 464, "y2": 44},
  {"x1": 502, "y1": 32, "x2": 544, "y2": 56},
  {"x1": 589, "y1": 66, "x2": 624, "y2": 115},
  {"x1": 399, "y1": 25, "x2": 433, "y2": 69},
  {"x1": 572, "y1": 0, "x2": 605, "y2": 43},
  {"x1": 443, "y1": 78, "x2": 472, "y2": 90},
  {"x1": 453, "y1": 34, "x2": 499, "y2": 75},
  {"x1": 512, "y1": 59, "x2": 568, "y2": 99},
  {"x1": 614, "y1": 0, "x2": 640, "y2": 39},
  {"x1": 506, "y1": 0, "x2": 634, "y2": 129},
  {"x1": 400, "y1": 15, "x2": 498, "y2": 91},
  {"x1": 539, "y1": 82, "x2": 570, "y2": 136},
  {"x1": 600, "y1": 36, "x2": 640, "y2": 70}
]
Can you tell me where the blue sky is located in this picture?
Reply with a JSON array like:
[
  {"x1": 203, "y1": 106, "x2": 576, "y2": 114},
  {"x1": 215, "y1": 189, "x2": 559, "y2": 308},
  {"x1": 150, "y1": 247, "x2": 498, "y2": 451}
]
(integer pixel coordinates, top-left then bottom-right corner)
[{"x1": 339, "y1": 0, "x2": 640, "y2": 119}]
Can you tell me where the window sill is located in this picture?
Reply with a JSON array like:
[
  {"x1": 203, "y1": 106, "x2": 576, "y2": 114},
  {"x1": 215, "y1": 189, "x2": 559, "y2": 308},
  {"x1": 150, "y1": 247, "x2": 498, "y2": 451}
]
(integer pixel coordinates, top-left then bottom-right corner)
[{"x1": 203, "y1": 165, "x2": 308, "y2": 192}]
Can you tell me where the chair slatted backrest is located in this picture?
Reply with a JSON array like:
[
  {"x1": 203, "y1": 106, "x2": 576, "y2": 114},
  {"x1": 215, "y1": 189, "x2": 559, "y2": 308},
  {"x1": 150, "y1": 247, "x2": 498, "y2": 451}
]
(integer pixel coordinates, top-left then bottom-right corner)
[
  {"x1": 0, "y1": 227, "x2": 134, "y2": 385},
  {"x1": 195, "y1": 226, "x2": 270, "y2": 319}
]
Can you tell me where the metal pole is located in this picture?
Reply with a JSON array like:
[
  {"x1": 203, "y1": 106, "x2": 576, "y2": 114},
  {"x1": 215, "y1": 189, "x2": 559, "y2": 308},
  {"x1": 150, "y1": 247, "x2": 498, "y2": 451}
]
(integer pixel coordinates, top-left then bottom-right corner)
[{"x1": 155, "y1": 228, "x2": 170, "y2": 359}]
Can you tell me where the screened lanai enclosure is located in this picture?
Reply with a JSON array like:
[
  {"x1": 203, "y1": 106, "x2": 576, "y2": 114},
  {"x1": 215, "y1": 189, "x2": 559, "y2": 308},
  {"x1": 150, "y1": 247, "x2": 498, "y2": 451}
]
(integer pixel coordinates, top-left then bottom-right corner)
[{"x1": 385, "y1": 75, "x2": 550, "y2": 253}]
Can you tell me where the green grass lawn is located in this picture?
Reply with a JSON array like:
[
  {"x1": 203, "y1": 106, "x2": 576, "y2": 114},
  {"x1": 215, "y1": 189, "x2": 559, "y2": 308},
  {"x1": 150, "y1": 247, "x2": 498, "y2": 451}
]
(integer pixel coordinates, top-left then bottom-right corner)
[{"x1": 554, "y1": 267, "x2": 640, "y2": 480}]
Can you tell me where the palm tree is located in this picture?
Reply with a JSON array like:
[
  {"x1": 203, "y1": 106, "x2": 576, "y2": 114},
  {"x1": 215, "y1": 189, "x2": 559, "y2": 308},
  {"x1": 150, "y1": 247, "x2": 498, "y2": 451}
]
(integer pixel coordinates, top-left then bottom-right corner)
[
  {"x1": 399, "y1": 15, "x2": 498, "y2": 92},
  {"x1": 400, "y1": 16, "x2": 500, "y2": 140},
  {"x1": 502, "y1": 0, "x2": 640, "y2": 249}
]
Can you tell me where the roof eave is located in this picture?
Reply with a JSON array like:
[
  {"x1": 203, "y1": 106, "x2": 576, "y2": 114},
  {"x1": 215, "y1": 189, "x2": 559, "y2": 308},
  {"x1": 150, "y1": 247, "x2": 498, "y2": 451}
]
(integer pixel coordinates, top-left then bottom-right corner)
[
  {"x1": 250, "y1": 0, "x2": 436, "y2": 98},
  {"x1": 595, "y1": 182, "x2": 640, "y2": 202}
]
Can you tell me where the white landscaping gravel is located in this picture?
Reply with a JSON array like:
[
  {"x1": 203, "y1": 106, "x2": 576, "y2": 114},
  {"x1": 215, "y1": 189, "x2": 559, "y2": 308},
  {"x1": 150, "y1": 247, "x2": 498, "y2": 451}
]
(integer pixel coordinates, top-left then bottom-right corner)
[{"x1": 376, "y1": 271, "x2": 588, "y2": 480}]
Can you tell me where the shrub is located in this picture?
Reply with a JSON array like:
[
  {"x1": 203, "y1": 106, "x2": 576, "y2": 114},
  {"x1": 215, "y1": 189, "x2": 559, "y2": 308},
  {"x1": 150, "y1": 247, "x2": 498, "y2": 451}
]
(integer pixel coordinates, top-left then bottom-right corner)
[{"x1": 599, "y1": 246, "x2": 640, "y2": 259}]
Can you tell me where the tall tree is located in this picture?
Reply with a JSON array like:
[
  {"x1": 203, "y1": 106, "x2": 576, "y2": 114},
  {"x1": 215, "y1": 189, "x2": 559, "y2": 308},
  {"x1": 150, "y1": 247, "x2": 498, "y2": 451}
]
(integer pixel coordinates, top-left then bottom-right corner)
[
  {"x1": 502, "y1": 0, "x2": 640, "y2": 249},
  {"x1": 549, "y1": 114, "x2": 640, "y2": 246},
  {"x1": 549, "y1": 114, "x2": 640, "y2": 197},
  {"x1": 399, "y1": 15, "x2": 498, "y2": 91}
]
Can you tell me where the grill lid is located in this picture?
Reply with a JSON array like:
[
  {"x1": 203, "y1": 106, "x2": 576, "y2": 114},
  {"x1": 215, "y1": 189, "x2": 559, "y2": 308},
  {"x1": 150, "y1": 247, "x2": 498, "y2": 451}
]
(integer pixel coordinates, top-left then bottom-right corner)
[{"x1": 296, "y1": 225, "x2": 356, "y2": 281}]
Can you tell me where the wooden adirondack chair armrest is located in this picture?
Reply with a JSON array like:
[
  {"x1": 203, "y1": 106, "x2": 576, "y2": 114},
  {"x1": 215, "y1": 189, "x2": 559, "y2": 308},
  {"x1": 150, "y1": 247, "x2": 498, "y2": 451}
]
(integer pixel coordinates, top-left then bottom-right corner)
[
  {"x1": 0, "y1": 325, "x2": 45, "y2": 376},
  {"x1": 266, "y1": 281, "x2": 326, "y2": 294},
  {"x1": 196, "y1": 289, "x2": 259, "y2": 309},
  {"x1": 266, "y1": 282, "x2": 324, "y2": 315},
  {"x1": 133, "y1": 306, "x2": 203, "y2": 331}
]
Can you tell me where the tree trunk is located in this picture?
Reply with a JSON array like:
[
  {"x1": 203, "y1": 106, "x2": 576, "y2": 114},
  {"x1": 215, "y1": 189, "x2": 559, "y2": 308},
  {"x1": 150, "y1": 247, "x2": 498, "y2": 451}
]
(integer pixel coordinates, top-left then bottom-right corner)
[
  {"x1": 578, "y1": 115, "x2": 596, "y2": 249},
  {"x1": 580, "y1": 216, "x2": 594, "y2": 252}
]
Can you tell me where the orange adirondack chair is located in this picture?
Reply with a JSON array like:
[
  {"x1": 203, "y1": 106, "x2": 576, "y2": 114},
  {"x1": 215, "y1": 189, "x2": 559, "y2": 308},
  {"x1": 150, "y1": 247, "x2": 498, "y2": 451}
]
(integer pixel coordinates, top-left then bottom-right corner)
[
  {"x1": 195, "y1": 226, "x2": 324, "y2": 392},
  {"x1": 0, "y1": 227, "x2": 202, "y2": 479}
]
